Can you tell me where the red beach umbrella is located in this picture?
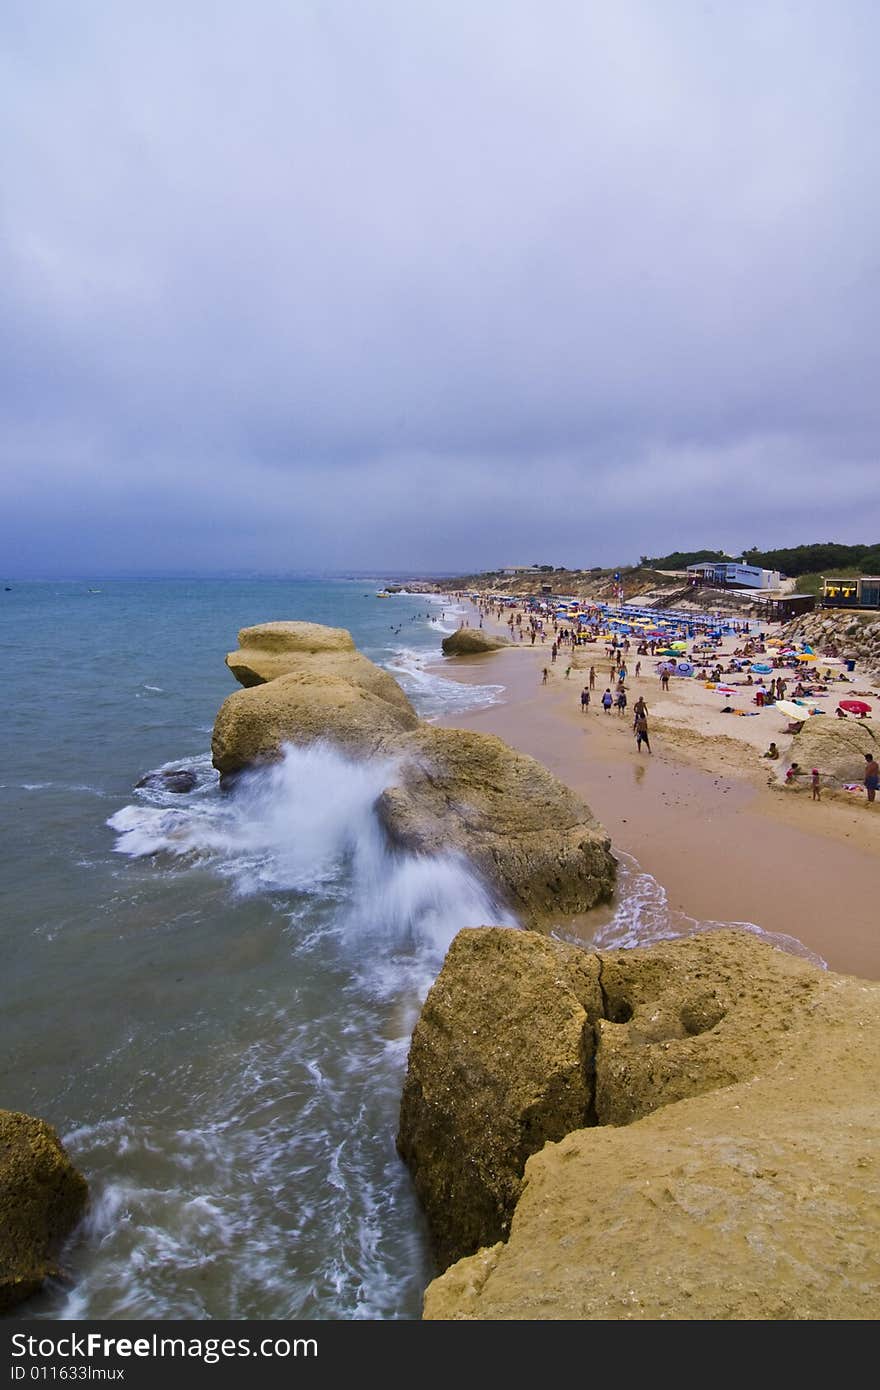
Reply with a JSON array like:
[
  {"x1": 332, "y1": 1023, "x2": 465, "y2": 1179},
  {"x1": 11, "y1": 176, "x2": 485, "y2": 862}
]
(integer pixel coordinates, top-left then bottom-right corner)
[{"x1": 839, "y1": 700, "x2": 872, "y2": 716}]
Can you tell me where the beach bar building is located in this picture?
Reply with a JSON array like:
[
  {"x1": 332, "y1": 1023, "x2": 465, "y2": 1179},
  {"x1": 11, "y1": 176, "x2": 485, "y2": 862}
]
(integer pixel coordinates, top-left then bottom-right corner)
[
  {"x1": 821, "y1": 575, "x2": 880, "y2": 609},
  {"x1": 686, "y1": 560, "x2": 781, "y2": 589}
]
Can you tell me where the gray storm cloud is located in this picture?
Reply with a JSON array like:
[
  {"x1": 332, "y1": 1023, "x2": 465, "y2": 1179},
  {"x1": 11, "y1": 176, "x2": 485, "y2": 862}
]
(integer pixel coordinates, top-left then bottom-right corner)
[{"x1": 2, "y1": 0, "x2": 878, "y2": 574}]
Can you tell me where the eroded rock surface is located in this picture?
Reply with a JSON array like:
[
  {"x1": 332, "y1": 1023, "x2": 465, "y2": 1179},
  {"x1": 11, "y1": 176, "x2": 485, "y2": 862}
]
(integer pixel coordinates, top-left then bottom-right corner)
[
  {"x1": 378, "y1": 727, "x2": 616, "y2": 927},
  {"x1": 401, "y1": 928, "x2": 880, "y2": 1319},
  {"x1": 212, "y1": 672, "x2": 418, "y2": 775},
  {"x1": 783, "y1": 718, "x2": 878, "y2": 788},
  {"x1": 398, "y1": 928, "x2": 603, "y2": 1268},
  {"x1": 0, "y1": 1110, "x2": 88, "y2": 1312},
  {"x1": 441, "y1": 628, "x2": 509, "y2": 655}
]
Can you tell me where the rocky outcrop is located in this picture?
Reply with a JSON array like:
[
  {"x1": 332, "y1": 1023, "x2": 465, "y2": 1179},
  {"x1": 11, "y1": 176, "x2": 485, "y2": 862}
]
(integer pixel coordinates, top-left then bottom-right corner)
[
  {"x1": 377, "y1": 727, "x2": 616, "y2": 927},
  {"x1": 233, "y1": 620, "x2": 355, "y2": 657},
  {"x1": 0, "y1": 1111, "x2": 88, "y2": 1312},
  {"x1": 211, "y1": 623, "x2": 616, "y2": 929},
  {"x1": 398, "y1": 929, "x2": 604, "y2": 1268},
  {"x1": 780, "y1": 609, "x2": 880, "y2": 679},
  {"x1": 403, "y1": 929, "x2": 880, "y2": 1319},
  {"x1": 213, "y1": 621, "x2": 419, "y2": 775},
  {"x1": 441, "y1": 628, "x2": 509, "y2": 656},
  {"x1": 226, "y1": 623, "x2": 414, "y2": 716},
  {"x1": 212, "y1": 672, "x2": 418, "y2": 775},
  {"x1": 782, "y1": 718, "x2": 878, "y2": 788}
]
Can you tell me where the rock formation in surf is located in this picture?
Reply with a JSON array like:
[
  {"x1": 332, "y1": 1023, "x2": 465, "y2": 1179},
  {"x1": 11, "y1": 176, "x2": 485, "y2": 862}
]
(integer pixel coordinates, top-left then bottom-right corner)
[
  {"x1": 212, "y1": 672, "x2": 419, "y2": 774},
  {"x1": 441, "y1": 627, "x2": 509, "y2": 656},
  {"x1": 0, "y1": 1110, "x2": 88, "y2": 1312},
  {"x1": 211, "y1": 621, "x2": 616, "y2": 923},
  {"x1": 376, "y1": 726, "x2": 615, "y2": 927},
  {"x1": 226, "y1": 622, "x2": 415, "y2": 714},
  {"x1": 398, "y1": 928, "x2": 880, "y2": 1320}
]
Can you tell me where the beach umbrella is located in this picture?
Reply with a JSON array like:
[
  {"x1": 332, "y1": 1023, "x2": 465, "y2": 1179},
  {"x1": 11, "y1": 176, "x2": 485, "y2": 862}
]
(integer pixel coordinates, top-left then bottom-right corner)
[
  {"x1": 839, "y1": 700, "x2": 872, "y2": 716},
  {"x1": 714, "y1": 684, "x2": 737, "y2": 694},
  {"x1": 675, "y1": 661, "x2": 694, "y2": 676},
  {"x1": 776, "y1": 700, "x2": 819, "y2": 721},
  {"x1": 751, "y1": 663, "x2": 773, "y2": 673},
  {"x1": 796, "y1": 652, "x2": 817, "y2": 662}
]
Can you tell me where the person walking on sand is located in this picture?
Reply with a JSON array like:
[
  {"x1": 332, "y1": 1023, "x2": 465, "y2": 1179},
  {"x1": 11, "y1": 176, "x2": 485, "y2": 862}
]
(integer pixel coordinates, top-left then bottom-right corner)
[
  {"x1": 565, "y1": 665, "x2": 572, "y2": 678},
  {"x1": 635, "y1": 660, "x2": 641, "y2": 678},
  {"x1": 589, "y1": 666, "x2": 596, "y2": 690},
  {"x1": 542, "y1": 667, "x2": 549, "y2": 685},
  {"x1": 634, "y1": 711, "x2": 651, "y2": 753},
  {"x1": 633, "y1": 695, "x2": 648, "y2": 723},
  {"x1": 811, "y1": 768, "x2": 821, "y2": 801},
  {"x1": 660, "y1": 669, "x2": 670, "y2": 692},
  {"x1": 602, "y1": 689, "x2": 613, "y2": 714},
  {"x1": 581, "y1": 686, "x2": 590, "y2": 713},
  {"x1": 616, "y1": 688, "x2": 627, "y2": 716},
  {"x1": 864, "y1": 752, "x2": 879, "y2": 803}
]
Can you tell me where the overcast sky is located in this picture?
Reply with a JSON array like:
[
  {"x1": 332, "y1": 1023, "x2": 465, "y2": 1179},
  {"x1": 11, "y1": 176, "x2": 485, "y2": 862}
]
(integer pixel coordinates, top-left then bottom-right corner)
[{"x1": 2, "y1": 1, "x2": 878, "y2": 576}]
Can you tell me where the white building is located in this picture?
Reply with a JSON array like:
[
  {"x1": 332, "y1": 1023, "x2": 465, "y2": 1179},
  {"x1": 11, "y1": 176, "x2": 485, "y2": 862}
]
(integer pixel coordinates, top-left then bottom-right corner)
[{"x1": 686, "y1": 561, "x2": 781, "y2": 589}]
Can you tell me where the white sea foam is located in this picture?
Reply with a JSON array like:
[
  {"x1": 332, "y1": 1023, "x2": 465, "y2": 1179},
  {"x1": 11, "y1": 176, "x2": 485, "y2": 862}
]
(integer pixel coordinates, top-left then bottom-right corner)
[
  {"x1": 385, "y1": 645, "x2": 504, "y2": 719},
  {"x1": 584, "y1": 852, "x2": 826, "y2": 967},
  {"x1": 110, "y1": 742, "x2": 513, "y2": 961}
]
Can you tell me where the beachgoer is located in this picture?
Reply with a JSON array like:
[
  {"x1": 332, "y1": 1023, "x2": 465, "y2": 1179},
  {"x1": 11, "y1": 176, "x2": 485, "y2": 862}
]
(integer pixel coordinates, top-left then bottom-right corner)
[
  {"x1": 785, "y1": 762, "x2": 801, "y2": 783},
  {"x1": 633, "y1": 696, "x2": 648, "y2": 721},
  {"x1": 634, "y1": 712, "x2": 651, "y2": 753},
  {"x1": 635, "y1": 661, "x2": 641, "y2": 678},
  {"x1": 616, "y1": 689, "x2": 627, "y2": 715},
  {"x1": 542, "y1": 668, "x2": 549, "y2": 685},
  {"x1": 660, "y1": 670, "x2": 670, "y2": 692},
  {"x1": 565, "y1": 665, "x2": 572, "y2": 679},
  {"x1": 581, "y1": 687, "x2": 590, "y2": 712},
  {"x1": 602, "y1": 689, "x2": 613, "y2": 713},
  {"x1": 836, "y1": 707, "x2": 848, "y2": 719},
  {"x1": 763, "y1": 742, "x2": 779, "y2": 760},
  {"x1": 589, "y1": 666, "x2": 596, "y2": 690},
  {"x1": 864, "y1": 753, "x2": 879, "y2": 803},
  {"x1": 811, "y1": 768, "x2": 821, "y2": 801}
]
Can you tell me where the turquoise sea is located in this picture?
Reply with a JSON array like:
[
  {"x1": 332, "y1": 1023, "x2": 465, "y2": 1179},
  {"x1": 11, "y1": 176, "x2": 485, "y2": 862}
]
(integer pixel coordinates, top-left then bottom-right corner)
[{"x1": 1, "y1": 577, "x2": 817, "y2": 1320}]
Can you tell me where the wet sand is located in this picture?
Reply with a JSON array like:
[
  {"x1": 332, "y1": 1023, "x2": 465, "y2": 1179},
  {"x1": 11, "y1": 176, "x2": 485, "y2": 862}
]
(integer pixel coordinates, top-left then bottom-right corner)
[{"x1": 433, "y1": 611, "x2": 879, "y2": 979}]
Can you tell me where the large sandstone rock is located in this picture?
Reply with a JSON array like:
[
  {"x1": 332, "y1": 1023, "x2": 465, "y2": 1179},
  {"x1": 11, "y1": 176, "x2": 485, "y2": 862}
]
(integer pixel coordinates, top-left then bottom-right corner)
[
  {"x1": 378, "y1": 727, "x2": 616, "y2": 927},
  {"x1": 441, "y1": 628, "x2": 509, "y2": 655},
  {"x1": 226, "y1": 632, "x2": 415, "y2": 717},
  {"x1": 235, "y1": 620, "x2": 355, "y2": 656},
  {"x1": 785, "y1": 718, "x2": 878, "y2": 787},
  {"x1": 398, "y1": 929, "x2": 603, "y2": 1268},
  {"x1": 413, "y1": 929, "x2": 880, "y2": 1319},
  {"x1": 211, "y1": 672, "x2": 418, "y2": 775},
  {"x1": 0, "y1": 1110, "x2": 88, "y2": 1312}
]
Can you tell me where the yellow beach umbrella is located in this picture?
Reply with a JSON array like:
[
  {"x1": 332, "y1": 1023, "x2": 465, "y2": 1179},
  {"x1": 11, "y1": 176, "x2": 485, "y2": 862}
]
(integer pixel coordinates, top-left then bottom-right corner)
[{"x1": 796, "y1": 652, "x2": 817, "y2": 662}]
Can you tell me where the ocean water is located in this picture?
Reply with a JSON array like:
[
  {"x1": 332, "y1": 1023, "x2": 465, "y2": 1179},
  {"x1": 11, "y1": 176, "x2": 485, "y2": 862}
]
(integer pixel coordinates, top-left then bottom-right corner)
[{"x1": 1, "y1": 578, "x2": 821, "y2": 1320}]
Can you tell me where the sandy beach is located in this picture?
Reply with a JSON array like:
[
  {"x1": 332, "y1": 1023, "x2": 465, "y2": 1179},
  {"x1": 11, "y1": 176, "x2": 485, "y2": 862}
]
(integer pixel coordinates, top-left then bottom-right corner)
[{"x1": 433, "y1": 597, "x2": 879, "y2": 979}]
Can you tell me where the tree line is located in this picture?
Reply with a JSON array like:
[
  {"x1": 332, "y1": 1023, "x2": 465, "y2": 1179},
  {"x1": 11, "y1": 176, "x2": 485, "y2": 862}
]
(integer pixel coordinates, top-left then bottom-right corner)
[{"x1": 640, "y1": 543, "x2": 880, "y2": 577}]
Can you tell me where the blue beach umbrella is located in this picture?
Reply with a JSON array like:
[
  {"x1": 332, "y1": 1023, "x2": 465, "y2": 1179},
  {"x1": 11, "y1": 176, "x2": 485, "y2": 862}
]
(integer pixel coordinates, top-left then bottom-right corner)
[{"x1": 751, "y1": 663, "x2": 772, "y2": 673}]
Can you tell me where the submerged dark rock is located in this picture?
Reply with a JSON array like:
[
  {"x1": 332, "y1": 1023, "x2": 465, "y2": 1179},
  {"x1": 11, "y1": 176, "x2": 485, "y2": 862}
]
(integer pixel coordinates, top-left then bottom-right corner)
[{"x1": 136, "y1": 768, "x2": 198, "y2": 794}]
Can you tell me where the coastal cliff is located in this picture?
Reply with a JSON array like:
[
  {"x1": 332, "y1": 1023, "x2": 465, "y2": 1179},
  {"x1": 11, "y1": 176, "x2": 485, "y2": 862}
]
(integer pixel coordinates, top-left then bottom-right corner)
[
  {"x1": 399, "y1": 928, "x2": 880, "y2": 1320},
  {"x1": 211, "y1": 622, "x2": 616, "y2": 925}
]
